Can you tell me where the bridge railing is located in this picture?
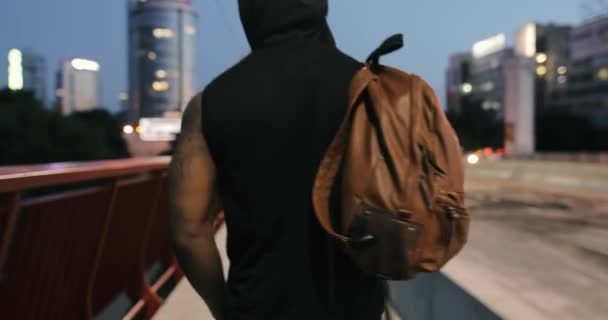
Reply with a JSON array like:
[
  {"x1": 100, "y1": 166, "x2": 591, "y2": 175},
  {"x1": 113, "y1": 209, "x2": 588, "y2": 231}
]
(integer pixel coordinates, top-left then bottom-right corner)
[{"x1": 0, "y1": 157, "x2": 191, "y2": 319}]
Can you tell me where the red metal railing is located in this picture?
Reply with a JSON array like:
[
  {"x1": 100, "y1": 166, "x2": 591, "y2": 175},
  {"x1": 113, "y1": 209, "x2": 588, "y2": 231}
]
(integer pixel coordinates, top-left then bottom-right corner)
[{"x1": 0, "y1": 157, "x2": 203, "y2": 319}]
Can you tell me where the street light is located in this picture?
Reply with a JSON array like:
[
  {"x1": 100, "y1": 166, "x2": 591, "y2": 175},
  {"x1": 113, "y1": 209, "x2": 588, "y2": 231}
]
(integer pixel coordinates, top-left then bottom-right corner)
[
  {"x1": 467, "y1": 154, "x2": 480, "y2": 165},
  {"x1": 123, "y1": 125, "x2": 134, "y2": 134}
]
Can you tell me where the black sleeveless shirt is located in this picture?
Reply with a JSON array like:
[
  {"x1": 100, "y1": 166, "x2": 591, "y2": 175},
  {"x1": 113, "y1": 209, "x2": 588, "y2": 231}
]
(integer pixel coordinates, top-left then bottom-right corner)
[{"x1": 201, "y1": 40, "x2": 385, "y2": 320}]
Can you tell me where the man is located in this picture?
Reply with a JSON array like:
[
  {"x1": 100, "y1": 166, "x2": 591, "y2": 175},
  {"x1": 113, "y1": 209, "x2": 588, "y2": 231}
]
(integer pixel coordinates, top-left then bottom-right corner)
[{"x1": 168, "y1": 0, "x2": 386, "y2": 319}]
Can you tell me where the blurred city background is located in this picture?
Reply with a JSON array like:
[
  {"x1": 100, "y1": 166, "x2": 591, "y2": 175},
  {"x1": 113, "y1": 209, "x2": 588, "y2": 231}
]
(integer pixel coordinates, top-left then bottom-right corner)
[{"x1": 0, "y1": 0, "x2": 607, "y2": 319}]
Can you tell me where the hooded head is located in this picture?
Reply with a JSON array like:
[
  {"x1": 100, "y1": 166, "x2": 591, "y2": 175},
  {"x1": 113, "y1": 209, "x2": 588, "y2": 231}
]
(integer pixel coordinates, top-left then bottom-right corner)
[{"x1": 238, "y1": 0, "x2": 335, "y2": 50}]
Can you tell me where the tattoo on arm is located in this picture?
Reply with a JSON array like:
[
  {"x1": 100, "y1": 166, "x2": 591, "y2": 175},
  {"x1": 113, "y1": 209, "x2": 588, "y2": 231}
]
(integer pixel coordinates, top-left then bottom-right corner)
[{"x1": 168, "y1": 92, "x2": 226, "y2": 319}]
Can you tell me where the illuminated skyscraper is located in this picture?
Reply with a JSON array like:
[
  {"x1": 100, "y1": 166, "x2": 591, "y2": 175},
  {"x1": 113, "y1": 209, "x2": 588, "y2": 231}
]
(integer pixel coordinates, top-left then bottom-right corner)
[
  {"x1": 128, "y1": 0, "x2": 198, "y2": 121},
  {"x1": 7, "y1": 48, "x2": 47, "y2": 106},
  {"x1": 56, "y1": 58, "x2": 101, "y2": 115}
]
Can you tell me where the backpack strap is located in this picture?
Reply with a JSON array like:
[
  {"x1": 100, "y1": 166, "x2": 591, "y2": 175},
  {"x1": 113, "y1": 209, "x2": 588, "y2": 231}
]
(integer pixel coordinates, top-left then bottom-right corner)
[
  {"x1": 312, "y1": 67, "x2": 376, "y2": 243},
  {"x1": 313, "y1": 34, "x2": 404, "y2": 243}
]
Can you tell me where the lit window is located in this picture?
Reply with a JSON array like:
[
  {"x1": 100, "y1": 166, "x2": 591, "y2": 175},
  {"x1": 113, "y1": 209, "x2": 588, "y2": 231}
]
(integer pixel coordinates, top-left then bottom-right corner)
[
  {"x1": 557, "y1": 66, "x2": 567, "y2": 75},
  {"x1": 536, "y1": 65, "x2": 547, "y2": 76},
  {"x1": 481, "y1": 81, "x2": 494, "y2": 92},
  {"x1": 152, "y1": 81, "x2": 170, "y2": 91},
  {"x1": 482, "y1": 101, "x2": 500, "y2": 111},
  {"x1": 185, "y1": 26, "x2": 197, "y2": 35},
  {"x1": 147, "y1": 51, "x2": 157, "y2": 60},
  {"x1": 535, "y1": 53, "x2": 547, "y2": 64},
  {"x1": 598, "y1": 68, "x2": 608, "y2": 80},
  {"x1": 460, "y1": 83, "x2": 473, "y2": 95},
  {"x1": 156, "y1": 69, "x2": 168, "y2": 79},
  {"x1": 153, "y1": 28, "x2": 174, "y2": 39}
]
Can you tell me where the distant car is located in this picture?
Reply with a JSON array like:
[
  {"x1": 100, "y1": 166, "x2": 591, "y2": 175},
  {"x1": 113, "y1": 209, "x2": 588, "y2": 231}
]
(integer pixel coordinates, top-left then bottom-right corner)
[{"x1": 466, "y1": 147, "x2": 505, "y2": 164}]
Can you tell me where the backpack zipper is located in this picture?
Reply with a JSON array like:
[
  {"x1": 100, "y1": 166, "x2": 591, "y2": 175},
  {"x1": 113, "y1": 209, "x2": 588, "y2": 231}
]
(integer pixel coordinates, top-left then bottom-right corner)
[{"x1": 436, "y1": 197, "x2": 466, "y2": 248}]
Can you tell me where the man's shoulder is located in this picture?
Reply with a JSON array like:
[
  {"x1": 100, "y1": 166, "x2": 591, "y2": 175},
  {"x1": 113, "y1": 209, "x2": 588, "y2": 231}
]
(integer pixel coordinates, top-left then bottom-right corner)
[
  {"x1": 203, "y1": 45, "x2": 361, "y2": 101},
  {"x1": 305, "y1": 43, "x2": 363, "y2": 70}
]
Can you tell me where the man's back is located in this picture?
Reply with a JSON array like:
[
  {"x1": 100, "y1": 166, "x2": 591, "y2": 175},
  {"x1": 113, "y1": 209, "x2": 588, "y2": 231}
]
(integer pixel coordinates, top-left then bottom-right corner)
[
  {"x1": 202, "y1": 39, "x2": 384, "y2": 319},
  {"x1": 168, "y1": 1, "x2": 386, "y2": 319}
]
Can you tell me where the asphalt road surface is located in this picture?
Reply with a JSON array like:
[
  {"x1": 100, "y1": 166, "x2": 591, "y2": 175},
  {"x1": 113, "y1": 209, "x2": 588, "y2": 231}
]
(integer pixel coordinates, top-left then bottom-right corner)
[{"x1": 442, "y1": 175, "x2": 608, "y2": 320}]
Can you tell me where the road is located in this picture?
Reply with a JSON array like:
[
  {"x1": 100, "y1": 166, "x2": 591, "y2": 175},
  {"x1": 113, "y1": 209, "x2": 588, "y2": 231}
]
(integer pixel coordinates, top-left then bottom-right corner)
[{"x1": 443, "y1": 173, "x2": 608, "y2": 320}]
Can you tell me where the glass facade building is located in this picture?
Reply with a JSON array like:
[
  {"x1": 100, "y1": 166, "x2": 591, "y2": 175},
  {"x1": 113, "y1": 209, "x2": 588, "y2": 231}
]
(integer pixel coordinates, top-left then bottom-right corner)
[{"x1": 128, "y1": 0, "x2": 198, "y2": 121}]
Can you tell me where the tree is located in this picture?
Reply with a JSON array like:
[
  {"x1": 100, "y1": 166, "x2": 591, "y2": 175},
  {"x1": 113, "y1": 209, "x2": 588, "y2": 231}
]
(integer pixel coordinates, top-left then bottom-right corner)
[{"x1": 0, "y1": 88, "x2": 130, "y2": 165}]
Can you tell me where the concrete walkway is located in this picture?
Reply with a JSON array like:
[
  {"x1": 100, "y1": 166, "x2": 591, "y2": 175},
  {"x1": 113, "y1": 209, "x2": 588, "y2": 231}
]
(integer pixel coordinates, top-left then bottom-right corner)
[
  {"x1": 153, "y1": 226, "x2": 229, "y2": 320},
  {"x1": 442, "y1": 173, "x2": 608, "y2": 320},
  {"x1": 153, "y1": 225, "x2": 401, "y2": 319}
]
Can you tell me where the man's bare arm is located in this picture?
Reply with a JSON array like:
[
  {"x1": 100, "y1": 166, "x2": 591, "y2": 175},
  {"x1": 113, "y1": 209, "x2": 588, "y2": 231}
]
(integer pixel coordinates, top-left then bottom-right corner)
[{"x1": 168, "y1": 93, "x2": 225, "y2": 319}]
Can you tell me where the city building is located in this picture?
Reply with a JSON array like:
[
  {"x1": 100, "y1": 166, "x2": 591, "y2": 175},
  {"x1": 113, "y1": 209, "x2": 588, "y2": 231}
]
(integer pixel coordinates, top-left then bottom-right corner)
[
  {"x1": 56, "y1": 58, "x2": 101, "y2": 115},
  {"x1": 515, "y1": 22, "x2": 572, "y2": 113},
  {"x1": 470, "y1": 34, "x2": 514, "y2": 117},
  {"x1": 504, "y1": 22, "x2": 571, "y2": 155},
  {"x1": 556, "y1": 16, "x2": 608, "y2": 127},
  {"x1": 127, "y1": 0, "x2": 198, "y2": 122},
  {"x1": 7, "y1": 48, "x2": 47, "y2": 106},
  {"x1": 516, "y1": 23, "x2": 572, "y2": 93},
  {"x1": 445, "y1": 52, "x2": 472, "y2": 114}
]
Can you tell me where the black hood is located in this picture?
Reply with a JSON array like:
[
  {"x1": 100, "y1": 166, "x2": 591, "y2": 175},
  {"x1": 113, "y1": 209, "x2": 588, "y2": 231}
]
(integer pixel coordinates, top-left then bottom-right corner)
[{"x1": 238, "y1": 0, "x2": 335, "y2": 50}]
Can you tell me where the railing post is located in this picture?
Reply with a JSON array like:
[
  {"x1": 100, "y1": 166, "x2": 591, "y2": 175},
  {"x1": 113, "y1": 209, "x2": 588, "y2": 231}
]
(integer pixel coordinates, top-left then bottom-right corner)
[
  {"x1": 85, "y1": 178, "x2": 120, "y2": 319},
  {"x1": 0, "y1": 192, "x2": 20, "y2": 283},
  {"x1": 142, "y1": 170, "x2": 166, "y2": 318}
]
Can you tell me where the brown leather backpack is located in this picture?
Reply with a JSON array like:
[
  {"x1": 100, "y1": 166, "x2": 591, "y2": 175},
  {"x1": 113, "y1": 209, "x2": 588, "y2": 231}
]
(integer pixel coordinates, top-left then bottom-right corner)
[{"x1": 313, "y1": 34, "x2": 470, "y2": 280}]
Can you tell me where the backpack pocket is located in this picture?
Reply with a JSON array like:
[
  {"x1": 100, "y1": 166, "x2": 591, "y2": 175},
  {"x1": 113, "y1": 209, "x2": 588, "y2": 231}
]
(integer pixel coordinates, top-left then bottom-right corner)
[{"x1": 345, "y1": 204, "x2": 423, "y2": 280}]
